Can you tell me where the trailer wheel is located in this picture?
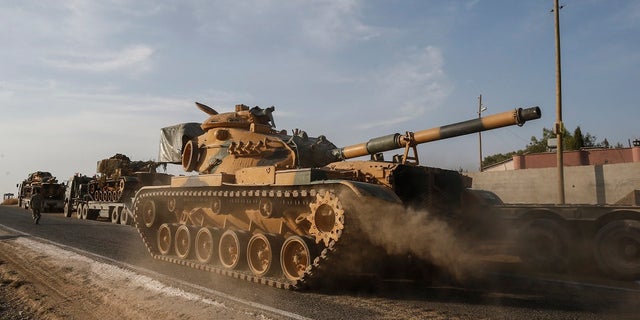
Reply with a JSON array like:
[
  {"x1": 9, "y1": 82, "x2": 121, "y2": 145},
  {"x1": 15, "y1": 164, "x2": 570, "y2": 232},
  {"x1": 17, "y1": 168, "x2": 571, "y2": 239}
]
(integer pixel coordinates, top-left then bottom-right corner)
[
  {"x1": 516, "y1": 218, "x2": 569, "y2": 272},
  {"x1": 594, "y1": 219, "x2": 640, "y2": 280},
  {"x1": 121, "y1": 208, "x2": 131, "y2": 225},
  {"x1": 81, "y1": 204, "x2": 89, "y2": 220},
  {"x1": 64, "y1": 202, "x2": 72, "y2": 218},
  {"x1": 76, "y1": 204, "x2": 83, "y2": 219},
  {"x1": 111, "y1": 208, "x2": 121, "y2": 224}
]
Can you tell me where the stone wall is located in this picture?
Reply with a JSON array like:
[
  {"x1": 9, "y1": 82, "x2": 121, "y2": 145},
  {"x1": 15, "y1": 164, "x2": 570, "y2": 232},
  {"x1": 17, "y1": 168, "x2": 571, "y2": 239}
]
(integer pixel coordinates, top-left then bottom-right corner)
[{"x1": 468, "y1": 162, "x2": 640, "y2": 205}]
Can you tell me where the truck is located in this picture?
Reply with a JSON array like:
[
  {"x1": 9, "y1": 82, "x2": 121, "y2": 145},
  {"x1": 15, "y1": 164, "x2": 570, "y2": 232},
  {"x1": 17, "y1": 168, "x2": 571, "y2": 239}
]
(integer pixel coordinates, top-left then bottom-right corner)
[
  {"x1": 16, "y1": 171, "x2": 66, "y2": 212},
  {"x1": 64, "y1": 154, "x2": 174, "y2": 225},
  {"x1": 476, "y1": 188, "x2": 640, "y2": 280}
]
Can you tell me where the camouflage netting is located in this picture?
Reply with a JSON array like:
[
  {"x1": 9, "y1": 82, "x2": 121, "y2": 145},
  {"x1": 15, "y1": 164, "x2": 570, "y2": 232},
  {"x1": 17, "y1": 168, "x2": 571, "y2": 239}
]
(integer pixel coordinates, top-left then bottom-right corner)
[{"x1": 158, "y1": 123, "x2": 204, "y2": 163}]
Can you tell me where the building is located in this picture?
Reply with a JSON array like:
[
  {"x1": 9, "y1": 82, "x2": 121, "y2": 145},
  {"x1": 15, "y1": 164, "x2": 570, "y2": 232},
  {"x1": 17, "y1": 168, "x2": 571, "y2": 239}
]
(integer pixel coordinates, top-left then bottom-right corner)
[{"x1": 483, "y1": 140, "x2": 640, "y2": 172}]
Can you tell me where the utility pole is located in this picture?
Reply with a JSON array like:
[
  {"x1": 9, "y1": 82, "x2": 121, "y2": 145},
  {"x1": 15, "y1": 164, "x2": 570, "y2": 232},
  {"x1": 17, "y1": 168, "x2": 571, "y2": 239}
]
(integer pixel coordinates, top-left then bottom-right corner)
[
  {"x1": 478, "y1": 95, "x2": 487, "y2": 172},
  {"x1": 553, "y1": 0, "x2": 566, "y2": 204}
]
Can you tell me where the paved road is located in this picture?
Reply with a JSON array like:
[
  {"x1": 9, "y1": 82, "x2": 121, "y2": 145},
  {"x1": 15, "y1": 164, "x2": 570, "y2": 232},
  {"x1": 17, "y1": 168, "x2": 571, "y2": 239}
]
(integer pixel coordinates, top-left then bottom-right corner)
[{"x1": 1, "y1": 204, "x2": 639, "y2": 319}]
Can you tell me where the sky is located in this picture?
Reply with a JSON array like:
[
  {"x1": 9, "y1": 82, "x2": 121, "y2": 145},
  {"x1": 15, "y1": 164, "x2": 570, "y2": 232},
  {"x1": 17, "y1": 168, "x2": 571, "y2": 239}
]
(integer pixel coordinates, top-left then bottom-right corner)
[{"x1": 1, "y1": 0, "x2": 639, "y2": 195}]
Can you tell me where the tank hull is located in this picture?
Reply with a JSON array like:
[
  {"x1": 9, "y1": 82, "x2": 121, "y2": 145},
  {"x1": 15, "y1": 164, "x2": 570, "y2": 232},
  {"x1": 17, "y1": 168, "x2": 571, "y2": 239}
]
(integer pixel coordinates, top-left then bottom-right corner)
[{"x1": 132, "y1": 176, "x2": 402, "y2": 289}]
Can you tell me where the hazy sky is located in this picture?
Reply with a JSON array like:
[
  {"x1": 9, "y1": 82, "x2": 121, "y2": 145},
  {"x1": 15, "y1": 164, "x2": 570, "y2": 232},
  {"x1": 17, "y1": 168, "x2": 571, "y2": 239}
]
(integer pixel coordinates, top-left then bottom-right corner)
[{"x1": 1, "y1": 0, "x2": 639, "y2": 195}]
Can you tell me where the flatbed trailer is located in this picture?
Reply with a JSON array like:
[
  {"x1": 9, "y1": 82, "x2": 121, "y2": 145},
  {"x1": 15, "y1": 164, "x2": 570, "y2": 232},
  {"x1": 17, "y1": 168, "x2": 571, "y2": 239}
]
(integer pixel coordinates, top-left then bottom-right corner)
[
  {"x1": 73, "y1": 199, "x2": 134, "y2": 225},
  {"x1": 489, "y1": 199, "x2": 640, "y2": 280}
]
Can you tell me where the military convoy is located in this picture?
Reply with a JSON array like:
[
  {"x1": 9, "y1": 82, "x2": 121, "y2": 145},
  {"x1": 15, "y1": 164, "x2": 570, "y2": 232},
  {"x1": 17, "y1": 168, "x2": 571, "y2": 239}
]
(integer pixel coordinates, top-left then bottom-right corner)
[
  {"x1": 16, "y1": 171, "x2": 66, "y2": 212},
  {"x1": 63, "y1": 154, "x2": 172, "y2": 224},
  {"x1": 130, "y1": 103, "x2": 542, "y2": 289},
  {"x1": 13, "y1": 101, "x2": 640, "y2": 288}
]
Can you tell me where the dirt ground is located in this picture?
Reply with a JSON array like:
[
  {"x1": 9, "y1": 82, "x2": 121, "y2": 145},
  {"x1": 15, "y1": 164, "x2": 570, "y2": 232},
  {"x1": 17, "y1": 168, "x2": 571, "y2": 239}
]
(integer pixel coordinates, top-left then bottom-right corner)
[{"x1": 0, "y1": 229, "x2": 272, "y2": 320}]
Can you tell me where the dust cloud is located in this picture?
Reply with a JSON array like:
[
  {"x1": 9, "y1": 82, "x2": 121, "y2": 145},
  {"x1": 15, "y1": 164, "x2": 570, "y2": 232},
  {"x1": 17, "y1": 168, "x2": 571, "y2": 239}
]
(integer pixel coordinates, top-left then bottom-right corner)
[{"x1": 346, "y1": 196, "x2": 481, "y2": 281}]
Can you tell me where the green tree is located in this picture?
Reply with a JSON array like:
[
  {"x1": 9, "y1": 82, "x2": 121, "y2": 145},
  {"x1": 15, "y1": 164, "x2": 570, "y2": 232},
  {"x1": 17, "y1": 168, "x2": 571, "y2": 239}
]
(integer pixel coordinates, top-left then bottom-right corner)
[{"x1": 572, "y1": 126, "x2": 584, "y2": 150}]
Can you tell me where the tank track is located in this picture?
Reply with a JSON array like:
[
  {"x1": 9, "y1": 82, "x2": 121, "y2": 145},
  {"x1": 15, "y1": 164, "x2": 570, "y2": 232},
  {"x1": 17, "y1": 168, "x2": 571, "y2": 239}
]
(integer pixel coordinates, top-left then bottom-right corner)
[{"x1": 132, "y1": 185, "x2": 355, "y2": 290}]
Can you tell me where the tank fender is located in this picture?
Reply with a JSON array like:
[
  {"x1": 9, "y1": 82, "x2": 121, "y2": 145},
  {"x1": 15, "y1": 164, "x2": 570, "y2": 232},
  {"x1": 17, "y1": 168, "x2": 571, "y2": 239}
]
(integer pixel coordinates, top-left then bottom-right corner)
[{"x1": 311, "y1": 180, "x2": 402, "y2": 204}]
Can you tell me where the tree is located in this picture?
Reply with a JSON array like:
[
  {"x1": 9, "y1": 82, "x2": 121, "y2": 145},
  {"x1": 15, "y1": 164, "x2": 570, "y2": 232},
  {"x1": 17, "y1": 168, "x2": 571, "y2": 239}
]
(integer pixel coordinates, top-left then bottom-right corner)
[{"x1": 573, "y1": 126, "x2": 584, "y2": 150}]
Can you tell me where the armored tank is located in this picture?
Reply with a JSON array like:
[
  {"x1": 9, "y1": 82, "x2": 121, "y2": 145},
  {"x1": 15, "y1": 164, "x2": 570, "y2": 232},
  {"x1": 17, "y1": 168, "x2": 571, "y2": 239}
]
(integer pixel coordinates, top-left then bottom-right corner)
[
  {"x1": 64, "y1": 154, "x2": 173, "y2": 223},
  {"x1": 17, "y1": 171, "x2": 66, "y2": 212},
  {"x1": 132, "y1": 103, "x2": 541, "y2": 289}
]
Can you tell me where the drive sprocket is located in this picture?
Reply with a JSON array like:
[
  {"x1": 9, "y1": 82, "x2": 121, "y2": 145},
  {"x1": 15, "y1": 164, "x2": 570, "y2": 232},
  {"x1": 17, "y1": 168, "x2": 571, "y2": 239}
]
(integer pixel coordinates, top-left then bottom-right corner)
[{"x1": 307, "y1": 191, "x2": 345, "y2": 247}]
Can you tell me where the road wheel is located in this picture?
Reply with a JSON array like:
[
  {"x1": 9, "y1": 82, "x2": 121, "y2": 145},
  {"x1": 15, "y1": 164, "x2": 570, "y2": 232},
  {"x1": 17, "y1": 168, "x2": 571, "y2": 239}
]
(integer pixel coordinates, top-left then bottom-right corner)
[
  {"x1": 175, "y1": 225, "x2": 195, "y2": 259},
  {"x1": 195, "y1": 227, "x2": 219, "y2": 264},
  {"x1": 218, "y1": 230, "x2": 248, "y2": 270},
  {"x1": 247, "y1": 233, "x2": 281, "y2": 277},
  {"x1": 594, "y1": 219, "x2": 640, "y2": 280},
  {"x1": 280, "y1": 236, "x2": 316, "y2": 281},
  {"x1": 141, "y1": 199, "x2": 158, "y2": 228},
  {"x1": 157, "y1": 223, "x2": 176, "y2": 256},
  {"x1": 516, "y1": 218, "x2": 569, "y2": 272}
]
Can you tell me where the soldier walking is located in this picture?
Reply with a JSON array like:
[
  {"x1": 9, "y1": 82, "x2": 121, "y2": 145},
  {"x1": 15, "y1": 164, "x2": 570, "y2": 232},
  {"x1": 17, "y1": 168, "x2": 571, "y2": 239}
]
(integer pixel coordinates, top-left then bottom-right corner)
[{"x1": 30, "y1": 189, "x2": 44, "y2": 224}]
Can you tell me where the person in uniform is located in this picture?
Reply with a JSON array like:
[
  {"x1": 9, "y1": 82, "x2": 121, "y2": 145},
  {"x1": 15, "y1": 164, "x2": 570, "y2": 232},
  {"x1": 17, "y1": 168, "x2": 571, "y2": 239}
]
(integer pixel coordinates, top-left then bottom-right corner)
[{"x1": 30, "y1": 189, "x2": 44, "y2": 224}]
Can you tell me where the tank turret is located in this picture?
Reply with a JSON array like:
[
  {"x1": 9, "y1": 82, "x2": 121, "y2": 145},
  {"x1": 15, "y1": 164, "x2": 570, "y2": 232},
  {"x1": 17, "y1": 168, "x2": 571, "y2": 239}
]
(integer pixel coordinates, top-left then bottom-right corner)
[
  {"x1": 174, "y1": 103, "x2": 540, "y2": 175},
  {"x1": 177, "y1": 103, "x2": 338, "y2": 174}
]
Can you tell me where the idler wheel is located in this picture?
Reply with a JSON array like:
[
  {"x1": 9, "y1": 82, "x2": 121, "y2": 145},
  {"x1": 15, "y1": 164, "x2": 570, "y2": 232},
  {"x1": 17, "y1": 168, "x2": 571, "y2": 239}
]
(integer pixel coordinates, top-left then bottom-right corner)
[
  {"x1": 195, "y1": 227, "x2": 220, "y2": 264},
  {"x1": 141, "y1": 199, "x2": 158, "y2": 228},
  {"x1": 157, "y1": 223, "x2": 176, "y2": 256},
  {"x1": 175, "y1": 225, "x2": 196, "y2": 259},
  {"x1": 280, "y1": 236, "x2": 316, "y2": 282},
  {"x1": 247, "y1": 233, "x2": 281, "y2": 277},
  {"x1": 594, "y1": 219, "x2": 640, "y2": 279},
  {"x1": 307, "y1": 191, "x2": 345, "y2": 247},
  {"x1": 111, "y1": 207, "x2": 120, "y2": 224},
  {"x1": 218, "y1": 230, "x2": 248, "y2": 270}
]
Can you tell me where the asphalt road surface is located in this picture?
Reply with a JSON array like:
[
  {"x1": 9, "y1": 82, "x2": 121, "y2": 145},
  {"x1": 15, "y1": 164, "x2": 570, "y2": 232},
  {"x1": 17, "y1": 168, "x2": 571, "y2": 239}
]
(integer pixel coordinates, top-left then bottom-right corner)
[{"x1": 1, "y1": 204, "x2": 639, "y2": 319}]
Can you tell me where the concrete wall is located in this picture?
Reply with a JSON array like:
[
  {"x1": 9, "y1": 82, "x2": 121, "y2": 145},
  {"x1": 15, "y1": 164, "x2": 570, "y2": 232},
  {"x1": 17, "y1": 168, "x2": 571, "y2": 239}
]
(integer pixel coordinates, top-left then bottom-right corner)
[{"x1": 469, "y1": 162, "x2": 640, "y2": 204}]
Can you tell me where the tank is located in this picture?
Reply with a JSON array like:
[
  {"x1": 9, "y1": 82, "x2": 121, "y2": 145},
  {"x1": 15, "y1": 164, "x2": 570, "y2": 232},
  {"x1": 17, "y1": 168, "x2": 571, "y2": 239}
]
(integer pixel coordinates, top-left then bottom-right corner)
[
  {"x1": 16, "y1": 171, "x2": 66, "y2": 212},
  {"x1": 132, "y1": 102, "x2": 541, "y2": 289},
  {"x1": 64, "y1": 154, "x2": 174, "y2": 222}
]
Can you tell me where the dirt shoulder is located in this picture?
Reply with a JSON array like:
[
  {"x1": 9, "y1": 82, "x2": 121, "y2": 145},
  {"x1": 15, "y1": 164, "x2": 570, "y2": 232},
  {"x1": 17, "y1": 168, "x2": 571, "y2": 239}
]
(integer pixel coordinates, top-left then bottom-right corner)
[{"x1": 0, "y1": 228, "x2": 272, "y2": 320}]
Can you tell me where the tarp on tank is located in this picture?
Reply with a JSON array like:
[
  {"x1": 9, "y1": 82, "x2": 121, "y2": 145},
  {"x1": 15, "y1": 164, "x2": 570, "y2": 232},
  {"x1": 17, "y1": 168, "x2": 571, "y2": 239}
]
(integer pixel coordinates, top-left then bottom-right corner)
[{"x1": 158, "y1": 123, "x2": 204, "y2": 163}]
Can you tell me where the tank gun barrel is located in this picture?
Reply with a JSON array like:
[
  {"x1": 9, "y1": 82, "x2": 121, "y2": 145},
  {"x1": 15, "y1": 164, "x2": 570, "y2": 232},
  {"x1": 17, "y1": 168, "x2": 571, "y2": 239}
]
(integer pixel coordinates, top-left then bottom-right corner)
[{"x1": 331, "y1": 106, "x2": 541, "y2": 160}]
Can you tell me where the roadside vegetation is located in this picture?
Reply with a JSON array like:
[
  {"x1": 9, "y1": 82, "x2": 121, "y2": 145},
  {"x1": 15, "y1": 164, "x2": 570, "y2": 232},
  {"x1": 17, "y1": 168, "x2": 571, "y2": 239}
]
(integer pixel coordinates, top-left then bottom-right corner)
[
  {"x1": 482, "y1": 126, "x2": 623, "y2": 168},
  {"x1": 1, "y1": 198, "x2": 18, "y2": 205}
]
